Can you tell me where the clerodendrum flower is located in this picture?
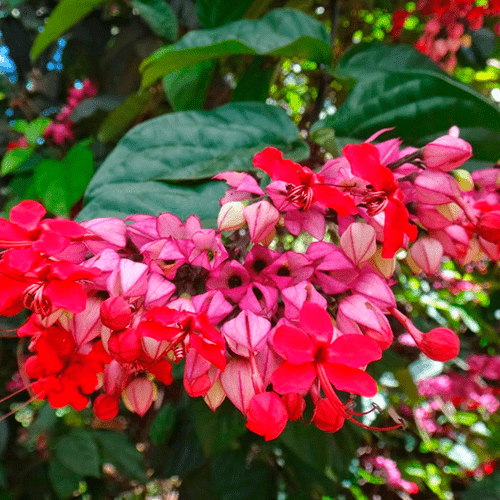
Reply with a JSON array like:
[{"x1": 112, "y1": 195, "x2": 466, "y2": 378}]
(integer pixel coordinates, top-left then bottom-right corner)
[
  {"x1": 343, "y1": 143, "x2": 418, "y2": 258},
  {"x1": 271, "y1": 302, "x2": 395, "y2": 432},
  {"x1": 253, "y1": 147, "x2": 357, "y2": 216}
]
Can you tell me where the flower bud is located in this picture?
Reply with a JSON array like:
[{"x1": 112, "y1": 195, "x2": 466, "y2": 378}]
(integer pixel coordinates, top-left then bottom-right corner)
[
  {"x1": 282, "y1": 393, "x2": 305, "y2": 421},
  {"x1": 419, "y1": 328, "x2": 460, "y2": 362},
  {"x1": 244, "y1": 201, "x2": 279, "y2": 245},
  {"x1": 123, "y1": 377, "x2": 157, "y2": 417},
  {"x1": 217, "y1": 201, "x2": 246, "y2": 232},
  {"x1": 100, "y1": 296, "x2": 132, "y2": 331},
  {"x1": 414, "y1": 170, "x2": 462, "y2": 205},
  {"x1": 340, "y1": 222, "x2": 377, "y2": 266},
  {"x1": 246, "y1": 392, "x2": 288, "y2": 440},
  {"x1": 369, "y1": 247, "x2": 396, "y2": 279},
  {"x1": 476, "y1": 211, "x2": 500, "y2": 243},
  {"x1": 452, "y1": 169, "x2": 474, "y2": 192},
  {"x1": 93, "y1": 393, "x2": 120, "y2": 420},
  {"x1": 423, "y1": 134, "x2": 472, "y2": 171},
  {"x1": 410, "y1": 237, "x2": 443, "y2": 275},
  {"x1": 312, "y1": 398, "x2": 345, "y2": 433},
  {"x1": 203, "y1": 380, "x2": 226, "y2": 411}
]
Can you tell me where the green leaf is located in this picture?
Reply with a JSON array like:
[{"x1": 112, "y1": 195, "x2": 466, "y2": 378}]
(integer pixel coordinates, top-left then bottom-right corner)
[
  {"x1": 462, "y1": 468, "x2": 500, "y2": 500},
  {"x1": 140, "y1": 8, "x2": 330, "y2": 87},
  {"x1": 31, "y1": 0, "x2": 106, "y2": 61},
  {"x1": 312, "y1": 43, "x2": 500, "y2": 164},
  {"x1": 78, "y1": 102, "x2": 307, "y2": 223},
  {"x1": 132, "y1": 0, "x2": 178, "y2": 41},
  {"x1": 48, "y1": 459, "x2": 82, "y2": 499},
  {"x1": 210, "y1": 450, "x2": 273, "y2": 500},
  {"x1": 24, "y1": 118, "x2": 51, "y2": 144},
  {"x1": 97, "y1": 90, "x2": 152, "y2": 144},
  {"x1": 190, "y1": 399, "x2": 246, "y2": 456},
  {"x1": 149, "y1": 403, "x2": 176, "y2": 445},
  {"x1": 55, "y1": 429, "x2": 101, "y2": 478},
  {"x1": 232, "y1": 56, "x2": 274, "y2": 102},
  {"x1": 92, "y1": 430, "x2": 148, "y2": 481},
  {"x1": 1, "y1": 148, "x2": 34, "y2": 175},
  {"x1": 163, "y1": 60, "x2": 216, "y2": 111},
  {"x1": 196, "y1": 0, "x2": 254, "y2": 28},
  {"x1": 34, "y1": 141, "x2": 94, "y2": 217}
]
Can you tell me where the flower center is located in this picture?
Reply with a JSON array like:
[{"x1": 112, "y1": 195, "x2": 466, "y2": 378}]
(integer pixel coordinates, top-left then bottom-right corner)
[
  {"x1": 363, "y1": 190, "x2": 389, "y2": 216},
  {"x1": 286, "y1": 184, "x2": 314, "y2": 211},
  {"x1": 23, "y1": 283, "x2": 52, "y2": 317}
]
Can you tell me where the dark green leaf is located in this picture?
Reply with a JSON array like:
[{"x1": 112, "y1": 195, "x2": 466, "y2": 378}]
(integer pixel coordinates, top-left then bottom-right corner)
[
  {"x1": 211, "y1": 450, "x2": 273, "y2": 500},
  {"x1": 190, "y1": 399, "x2": 246, "y2": 456},
  {"x1": 78, "y1": 102, "x2": 307, "y2": 223},
  {"x1": 463, "y1": 468, "x2": 500, "y2": 500},
  {"x1": 92, "y1": 430, "x2": 148, "y2": 481},
  {"x1": 179, "y1": 464, "x2": 220, "y2": 500},
  {"x1": 0, "y1": 417, "x2": 9, "y2": 457},
  {"x1": 232, "y1": 56, "x2": 274, "y2": 102},
  {"x1": 70, "y1": 95, "x2": 124, "y2": 123},
  {"x1": 1, "y1": 148, "x2": 34, "y2": 175},
  {"x1": 97, "y1": 91, "x2": 152, "y2": 144},
  {"x1": 163, "y1": 60, "x2": 216, "y2": 111},
  {"x1": 140, "y1": 8, "x2": 330, "y2": 87},
  {"x1": 34, "y1": 141, "x2": 94, "y2": 217},
  {"x1": 132, "y1": 0, "x2": 178, "y2": 41},
  {"x1": 48, "y1": 458, "x2": 82, "y2": 499},
  {"x1": 31, "y1": 0, "x2": 106, "y2": 61},
  {"x1": 55, "y1": 429, "x2": 101, "y2": 478},
  {"x1": 196, "y1": 0, "x2": 254, "y2": 28},
  {"x1": 149, "y1": 403, "x2": 176, "y2": 445},
  {"x1": 312, "y1": 43, "x2": 500, "y2": 163}
]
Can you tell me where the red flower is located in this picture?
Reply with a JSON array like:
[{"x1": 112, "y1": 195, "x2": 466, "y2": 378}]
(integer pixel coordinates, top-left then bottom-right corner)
[
  {"x1": 271, "y1": 302, "x2": 382, "y2": 397},
  {"x1": 137, "y1": 307, "x2": 226, "y2": 371},
  {"x1": 343, "y1": 143, "x2": 418, "y2": 258},
  {"x1": 253, "y1": 147, "x2": 357, "y2": 216}
]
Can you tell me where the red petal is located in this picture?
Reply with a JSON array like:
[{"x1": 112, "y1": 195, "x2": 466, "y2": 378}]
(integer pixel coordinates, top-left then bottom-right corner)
[
  {"x1": 0, "y1": 219, "x2": 29, "y2": 244},
  {"x1": 322, "y1": 363, "x2": 378, "y2": 397},
  {"x1": 253, "y1": 147, "x2": 302, "y2": 184},
  {"x1": 327, "y1": 334, "x2": 382, "y2": 368},
  {"x1": 343, "y1": 143, "x2": 396, "y2": 192},
  {"x1": 299, "y1": 302, "x2": 333, "y2": 344},
  {"x1": 271, "y1": 361, "x2": 316, "y2": 394},
  {"x1": 44, "y1": 280, "x2": 88, "y2": 313},
  {"x1": 382, "y1": 197, "x2": 417, "y2": 258},
  {"x1": 272, "y1": 325, "x2": 315, "y2": 364},
  {"x1": 190, "y1": 334, "x2": 226, "y2": 371},
  {"x1": 10, "y1": 200, "x2": 46, "y2": 233},
  {"x1": 312, "y1": 185, "x2": 357, "y2": 216}
]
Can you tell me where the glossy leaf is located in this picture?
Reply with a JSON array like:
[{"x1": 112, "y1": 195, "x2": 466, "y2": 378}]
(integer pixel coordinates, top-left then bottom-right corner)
[
  {"x1": 54, "y1": 429, "x2": 101, "y2": 478},
  {"x1": 78, "y1": 102, "x2": 307, "y2": 224},
  {"x1": 140, "y1": 8, "x2": 330, "y2": 87},
  {"x1": 97, "y1": 91, "x2": 151, "y2": 144},
  {"x1": 163, "y1": 60, "x2": 216, "y2": 111},
  {"x1": 92, "y1": 430, "x2": 148, "y2": 481},
  {"x1": 34, "y1": 141, "x2": 94, "y2": 217},
  {"x1": 31, "y1": 0, "x2": 106, "y2": 61},
  {"x1": 132, "y1": 0, "x2": 178, "y2": 41},
  {"x1": 312, "y1": 43, "x2": 500, "y2": 165},
  {"x1": 196, "y1": 0, "x2": 254, "y2": 28},
  {"x1": 1, "y1": 147, "x2": 33, "y2": 175},
  {"x1": 232, "y1": 56, "x2": 274, "y2": 102},
  {"x1": 48, "y1": 459, "x2": 81, "y2": 499}
]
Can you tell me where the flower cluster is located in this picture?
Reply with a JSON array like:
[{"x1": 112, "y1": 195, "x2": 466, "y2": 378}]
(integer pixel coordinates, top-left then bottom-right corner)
[
  {"x1": 2, "y1": 127, "x2": 493, "y2": 441},
  {"x1": 43, "y1": 79, "x2": 98, "y2": 145},
  {"x1": 392, "y1": 1, "x2": 500, "y2": 71}
]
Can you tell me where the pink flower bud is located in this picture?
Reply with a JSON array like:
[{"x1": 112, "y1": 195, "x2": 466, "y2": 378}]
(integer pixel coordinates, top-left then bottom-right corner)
[
  {"x1": 123, "y1": 377, "x2": 157, "y2": 417},
  {"x1": 414, "y1": 170, "x2": 462, "y2": 205},
  {"x1": 244, "y1": 201, "x2": 279, "y2": 245},
  {"x1": 100, "y1": 297, "x2": 131, "y2": 331},
  {"x1": 423, "y1": 135, "x2": 472, "y2": 171},
  {"x1": 217, "y1": 201, "x2": 246, "y2": 232},
  {"x1": 409, "y1": 237, "x2": 443, "y2": 275},
  {"x1": 340, "y1": 222, "x2": 377, "y2": 266},
  {"x1": 476, "y1": 211, "x2": 500, "y2": 243},
  {"x1": 312, "y1": 398, "x2": 345, "y2": 433},
  {"x1": 246, "y1": 392, "x2": 288, "y2": 440},
  {"x1": 419, "y1": 328, "x2": 460, "y2": 362}
]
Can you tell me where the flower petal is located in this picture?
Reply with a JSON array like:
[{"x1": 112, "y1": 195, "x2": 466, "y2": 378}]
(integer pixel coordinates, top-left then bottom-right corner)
[
  {"x1": 271, "y1": 361, "x2": 316, "y2": 394},
  {"x1": 312, "y1": 185, "x2": 357, "y2": 216},
  {"x1": 253, "y1": 147, "x2": 302, "y2": 184},
  {"x1": 322, "y1": 362, "x2": 378, "y2": 397},
  {"x1": 272, "y1": 325, "x2": 315, "y2": 364},
  {"x1": 327, "y1": 334, "x2": 382, "y2": 367},
  {"x1": 299, "y1": 302, "x2": 333, "y2": 344}
]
